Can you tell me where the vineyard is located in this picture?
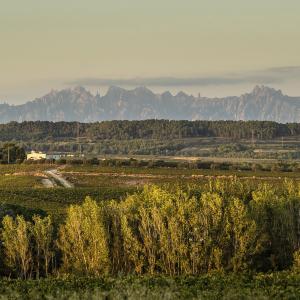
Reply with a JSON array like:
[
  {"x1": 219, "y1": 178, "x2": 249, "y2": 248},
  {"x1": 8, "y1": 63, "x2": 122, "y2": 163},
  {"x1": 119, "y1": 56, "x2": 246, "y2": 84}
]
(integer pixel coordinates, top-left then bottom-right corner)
[
  {"x1": 0, "y1": 163, "x2": 300, "y2": 298},
  {"x1": 0, "y1": 273, "x2": 299, "y2": 299}
]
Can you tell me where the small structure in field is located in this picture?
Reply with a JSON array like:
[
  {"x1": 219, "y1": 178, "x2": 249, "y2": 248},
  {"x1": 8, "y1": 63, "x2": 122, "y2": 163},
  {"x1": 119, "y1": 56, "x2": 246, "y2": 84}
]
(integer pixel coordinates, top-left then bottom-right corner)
[{"x1": 27, "y1": 151, "x2": 63, "y2": 161}]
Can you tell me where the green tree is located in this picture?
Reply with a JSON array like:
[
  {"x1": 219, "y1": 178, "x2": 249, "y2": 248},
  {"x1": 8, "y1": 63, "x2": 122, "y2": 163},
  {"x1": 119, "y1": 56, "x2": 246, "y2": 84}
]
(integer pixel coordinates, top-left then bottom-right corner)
[
  {"x1": 2, "y1": 215, "x2": 32, "y2": 279},
  {"x1": 31, "y1": 215, "x2": 54, "y2": 278},
  {"x1": 57, "y1": 197, "x2": 109, "y2": 276}
]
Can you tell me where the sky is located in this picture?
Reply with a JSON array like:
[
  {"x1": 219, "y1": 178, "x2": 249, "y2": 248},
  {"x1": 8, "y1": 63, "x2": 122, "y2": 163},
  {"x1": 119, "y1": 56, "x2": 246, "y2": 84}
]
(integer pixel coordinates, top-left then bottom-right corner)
[{"x1": 1, "y1": 0, "x2": 300, "y2": 103}]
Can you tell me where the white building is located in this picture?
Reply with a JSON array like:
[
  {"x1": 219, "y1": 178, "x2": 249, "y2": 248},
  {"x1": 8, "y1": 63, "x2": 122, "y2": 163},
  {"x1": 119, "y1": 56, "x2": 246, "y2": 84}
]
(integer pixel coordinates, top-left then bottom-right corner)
[
  {"x1": 48, "y1": 153, "x2": 63, "y2": 160},
  {"x1": 27, "y1": 151, "x2": 47, "y2": 160},
  {"x1": 27, "y1": 151, "x2": 63, "y2": 161}
]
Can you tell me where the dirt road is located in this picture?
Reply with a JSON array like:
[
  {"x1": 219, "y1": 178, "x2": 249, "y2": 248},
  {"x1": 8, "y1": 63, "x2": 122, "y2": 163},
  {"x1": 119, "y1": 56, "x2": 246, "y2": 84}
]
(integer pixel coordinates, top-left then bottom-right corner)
[
  {"x1": 44, "y1": 169, "x2": 74, "y2": 188},
  {"x1": 41, "y1": 178, "x2": 56, "y2": 188}
]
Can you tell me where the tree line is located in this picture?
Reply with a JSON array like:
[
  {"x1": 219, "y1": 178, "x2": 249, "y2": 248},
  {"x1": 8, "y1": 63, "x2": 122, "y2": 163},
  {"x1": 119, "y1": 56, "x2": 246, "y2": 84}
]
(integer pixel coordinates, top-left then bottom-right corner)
[
  {"x1": 25, "y1": 156, "x2": 300, "y2": 173},
  {"x1": 1, "y1": 180, "x2": 300, "y2": 278},
  {"x1": 0, "y1": 144, "x2": 25, "y2": 164},
  {"x1": 1, "y1": 120, "x2": 300, "y2": 141}
]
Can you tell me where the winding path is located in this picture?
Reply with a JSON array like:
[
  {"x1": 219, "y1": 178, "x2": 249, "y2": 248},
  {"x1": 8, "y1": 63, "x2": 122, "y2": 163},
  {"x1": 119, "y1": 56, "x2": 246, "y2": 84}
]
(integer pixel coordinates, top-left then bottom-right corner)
[
  {"x1": 44, "y1": 169, "x2": 74, "y2": 188},
  {"x1": 41, "y1": 178, "x2": 56, "y2": 188}
]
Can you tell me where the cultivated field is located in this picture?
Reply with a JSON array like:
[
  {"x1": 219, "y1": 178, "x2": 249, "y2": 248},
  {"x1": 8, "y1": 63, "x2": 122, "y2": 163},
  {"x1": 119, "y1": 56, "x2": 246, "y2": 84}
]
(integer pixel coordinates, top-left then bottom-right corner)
[{"x1": 0, "y1": 159, "x2": 300, "y2": 299}]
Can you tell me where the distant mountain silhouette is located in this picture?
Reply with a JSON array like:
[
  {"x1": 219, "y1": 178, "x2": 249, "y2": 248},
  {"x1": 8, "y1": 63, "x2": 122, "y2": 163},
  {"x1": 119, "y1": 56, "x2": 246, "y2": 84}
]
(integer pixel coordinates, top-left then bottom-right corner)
[{"x1": 0, "y1": 85, "x2": 299, "y2": 123}]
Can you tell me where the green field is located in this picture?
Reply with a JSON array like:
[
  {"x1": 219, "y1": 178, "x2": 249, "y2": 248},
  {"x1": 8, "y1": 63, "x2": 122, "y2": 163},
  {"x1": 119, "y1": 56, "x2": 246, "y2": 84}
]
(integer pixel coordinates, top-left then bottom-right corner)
[
  {"x1": 0, "y1": 162, "x2": 300, "y2": 299},
  {"x1": 0, "y1": 161, "x2": 300, "y2": 221},
  {"x1": 0, "y1": 273, "x2": 299, "y2": 300}
]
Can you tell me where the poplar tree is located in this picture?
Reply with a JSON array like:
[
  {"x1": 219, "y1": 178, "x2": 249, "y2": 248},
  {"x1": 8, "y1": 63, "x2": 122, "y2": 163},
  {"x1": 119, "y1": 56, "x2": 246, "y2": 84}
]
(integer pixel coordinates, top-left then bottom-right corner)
[
  {"x1": 2, "y1": 215, "x2": 32, "y2": 279},
  {"x1": 57, "y1": 197, "x2": 109, "y2": 276}
]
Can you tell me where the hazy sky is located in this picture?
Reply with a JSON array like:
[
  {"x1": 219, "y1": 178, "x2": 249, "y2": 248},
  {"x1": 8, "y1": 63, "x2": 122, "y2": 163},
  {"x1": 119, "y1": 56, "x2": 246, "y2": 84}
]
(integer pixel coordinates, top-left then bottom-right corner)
[{"x1": 1, "y1": 0, "x2": 300, "y2": 103}]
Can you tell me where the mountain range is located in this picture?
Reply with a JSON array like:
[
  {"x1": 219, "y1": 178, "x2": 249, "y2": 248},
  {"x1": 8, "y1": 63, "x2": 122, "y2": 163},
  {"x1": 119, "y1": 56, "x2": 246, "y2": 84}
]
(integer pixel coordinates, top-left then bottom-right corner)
[{"x1": 0, "y1": 85, "x2": 299, "y2": 123}]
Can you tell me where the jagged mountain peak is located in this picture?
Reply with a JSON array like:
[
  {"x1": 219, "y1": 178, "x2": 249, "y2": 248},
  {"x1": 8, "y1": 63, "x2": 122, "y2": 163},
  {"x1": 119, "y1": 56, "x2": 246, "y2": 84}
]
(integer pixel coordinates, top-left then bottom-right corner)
[
  {"x1": 0, "y1": 86, "x2": 299, "y2": 123},
  {"x1": 44, "y1": 89, "x2": 59, "y2": 97},
  {"x1": 161, "y1": 91, "x2": 173, "y2": 98},
  {"x1": 42, "y1": 86, "x2": 91, "y2": 99},
  {"x1": 176, "y1": 91, "x2": 189, "y2": 98},
  {"x1": 106, "y1": 86, "x2": 126, "y2": 97},
  {"x1": 133, "y1": 86, "x2": 154, "y2": 95},
  {"x1": 73, "y1": 86, "x2": 89, "y2": 94},
  {"x1": 250, "y1": 85, "x2": 283, "y2": 97}
]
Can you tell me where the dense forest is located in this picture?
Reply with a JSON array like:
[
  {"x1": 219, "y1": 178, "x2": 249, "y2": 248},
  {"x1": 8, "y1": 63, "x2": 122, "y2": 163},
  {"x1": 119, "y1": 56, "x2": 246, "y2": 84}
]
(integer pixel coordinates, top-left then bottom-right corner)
[{"x1": 0, "y1": 120, "x2": 300, "y2": 142}]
